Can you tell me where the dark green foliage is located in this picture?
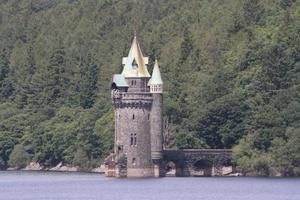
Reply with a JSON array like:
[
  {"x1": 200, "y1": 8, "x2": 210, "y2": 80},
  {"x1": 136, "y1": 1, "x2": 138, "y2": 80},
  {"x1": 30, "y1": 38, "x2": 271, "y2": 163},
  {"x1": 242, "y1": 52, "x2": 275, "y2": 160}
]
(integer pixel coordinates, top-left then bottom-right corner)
[
  {"x1": 77, "y1": 54, "x2": 99, "y2": 109},
  {"x1": 0, "y1": 50, "x2": 13, "y2": 100},
  {"x1": 243, "y1": 0, "x2": 265, "y2": 25},
  {"x1": 8, "y1": 144, "x2": 30, "y2": 169},
  {"x1": 0, "y1": 0, "x2": 299, "y2": 175},
  {"x1": 44, "y1": 46, "x2": 68, "y2": 105},
  {"x1": 73, "y1": 148, "x2": 89, "y2": 169},
  {"x1": 173, "y1": 131, "x2": 208, "y2": 150}
]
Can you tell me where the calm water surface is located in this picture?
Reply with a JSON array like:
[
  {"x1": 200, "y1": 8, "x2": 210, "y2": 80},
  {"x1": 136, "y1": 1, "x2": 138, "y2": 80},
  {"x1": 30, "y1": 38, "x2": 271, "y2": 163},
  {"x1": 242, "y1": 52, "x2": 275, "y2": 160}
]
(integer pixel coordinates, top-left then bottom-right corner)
[{"x1": 0, "y1": 171, "x2": 300, "y2": 200}]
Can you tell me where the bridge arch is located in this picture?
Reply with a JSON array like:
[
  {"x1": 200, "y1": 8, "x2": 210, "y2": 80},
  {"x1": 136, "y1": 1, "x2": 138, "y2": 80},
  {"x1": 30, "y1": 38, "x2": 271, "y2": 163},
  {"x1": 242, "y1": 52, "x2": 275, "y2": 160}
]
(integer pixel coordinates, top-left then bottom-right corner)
[
  {"x1": 165, "y1": 161, "x2": 176, "y2": 176},
  {"x1": 163, "y1": 149, "x2": 233, "y2": 177},
  {"x1": 192, "y1": 159, "x2": 213, "y2": 176}
]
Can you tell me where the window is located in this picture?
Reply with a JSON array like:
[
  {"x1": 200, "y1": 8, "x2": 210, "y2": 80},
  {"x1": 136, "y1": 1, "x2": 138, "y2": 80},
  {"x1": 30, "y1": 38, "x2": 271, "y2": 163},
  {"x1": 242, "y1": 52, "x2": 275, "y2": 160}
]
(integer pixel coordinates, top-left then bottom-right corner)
[
  {"x1": 132, "y1": 114, "x2": 135, "y2": 120},
  {"x1": 130, "y1": 133, "x2": 137, "y2": 146},
  {"x1": 132, "y1": 59, "x2": 138, "y2": 69},
  {"x1": 130, "y1": 133, "x2": 134, "y2": 146},
  {"x1": 148, "y1": 113, "x2": 150, "y2": 120},
  {"x1": 117, "y1": 145, "x2": 123, "y2": 153},
  {"x1": 132, "y1": 158, "x2": 136, "y2": 165},
  {"x1": 134, "y1": 134, "x2": 137, "y2": 146},
  {"x1": 131, "y1": 80, "x2": 137, "y2": 86}
]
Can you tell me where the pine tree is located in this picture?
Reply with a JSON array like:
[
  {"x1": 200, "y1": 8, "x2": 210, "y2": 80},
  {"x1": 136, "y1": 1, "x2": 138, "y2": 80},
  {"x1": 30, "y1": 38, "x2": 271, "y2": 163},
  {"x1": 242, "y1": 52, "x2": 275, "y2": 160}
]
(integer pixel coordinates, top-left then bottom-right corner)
[
  {"x1": 78, "y1": 53, "x2": 99, "y2": 109},
  {"x1": 0, "y1": 49, "x2": 13, "y2": 100},
  {"x1": 43, "y1": 46, "x2": 69, "y2": 105}
]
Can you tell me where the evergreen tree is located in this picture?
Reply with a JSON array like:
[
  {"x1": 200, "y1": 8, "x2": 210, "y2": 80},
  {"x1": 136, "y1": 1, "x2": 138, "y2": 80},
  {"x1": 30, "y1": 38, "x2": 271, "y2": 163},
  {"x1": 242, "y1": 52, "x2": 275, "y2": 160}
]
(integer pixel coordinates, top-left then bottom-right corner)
[{"x1": 0, "y1": 49, "x2": 13, "y2": 100}]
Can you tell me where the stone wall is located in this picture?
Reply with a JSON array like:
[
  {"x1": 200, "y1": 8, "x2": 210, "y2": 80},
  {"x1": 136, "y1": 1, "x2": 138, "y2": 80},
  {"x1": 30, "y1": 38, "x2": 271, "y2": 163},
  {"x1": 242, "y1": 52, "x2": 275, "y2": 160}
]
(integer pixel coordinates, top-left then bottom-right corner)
[{"x1": 113, "y1": 91, "x2": 154, "y2": 177}]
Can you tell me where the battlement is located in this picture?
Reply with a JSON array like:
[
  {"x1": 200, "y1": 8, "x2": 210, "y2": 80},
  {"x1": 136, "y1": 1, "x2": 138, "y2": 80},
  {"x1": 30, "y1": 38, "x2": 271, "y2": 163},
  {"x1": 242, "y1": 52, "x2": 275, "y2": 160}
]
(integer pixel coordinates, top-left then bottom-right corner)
[{"x1": 112, "y1": 90, "x2": 153, "y2": 107}]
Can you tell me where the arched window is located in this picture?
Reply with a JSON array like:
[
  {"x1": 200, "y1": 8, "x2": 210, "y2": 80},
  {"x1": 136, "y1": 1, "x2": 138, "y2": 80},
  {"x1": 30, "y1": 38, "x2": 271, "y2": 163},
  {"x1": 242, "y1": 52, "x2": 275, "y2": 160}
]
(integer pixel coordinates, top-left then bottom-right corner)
[{"x1": 132, "y1": 158, "x2": 136, "y2": 165}]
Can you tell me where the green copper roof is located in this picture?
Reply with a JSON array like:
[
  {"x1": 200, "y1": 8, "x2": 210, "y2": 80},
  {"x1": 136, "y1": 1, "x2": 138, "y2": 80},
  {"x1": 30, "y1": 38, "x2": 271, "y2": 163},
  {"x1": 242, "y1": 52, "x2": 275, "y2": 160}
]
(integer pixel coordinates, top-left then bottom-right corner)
[
  {"x1": 149, "y1": 59, "x2": 163, "y2": 85},
  {"x1": 112, "y1": 74, "x2": 128, "y2": 87}
]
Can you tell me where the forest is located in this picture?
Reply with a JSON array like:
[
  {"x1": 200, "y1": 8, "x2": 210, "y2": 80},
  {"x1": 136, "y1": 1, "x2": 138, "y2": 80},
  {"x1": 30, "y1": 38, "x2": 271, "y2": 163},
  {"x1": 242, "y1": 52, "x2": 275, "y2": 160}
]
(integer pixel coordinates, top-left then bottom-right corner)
[{"x1": 0, "y1": 0, "x2": 299, "y2": 176}]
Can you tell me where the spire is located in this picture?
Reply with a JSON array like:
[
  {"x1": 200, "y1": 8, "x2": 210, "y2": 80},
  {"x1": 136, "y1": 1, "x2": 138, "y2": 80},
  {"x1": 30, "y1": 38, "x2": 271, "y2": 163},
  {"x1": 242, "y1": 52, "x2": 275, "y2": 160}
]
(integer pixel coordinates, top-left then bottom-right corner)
[
  {"x1": 149, "y1": 59, "x2": 163, "y2": 93},
  {"x1": 121, "y1": 34, "x2": 150, "y2": 78},
  {"x1": 149, "y1": 59, "x2": 163, "y2": 85}
]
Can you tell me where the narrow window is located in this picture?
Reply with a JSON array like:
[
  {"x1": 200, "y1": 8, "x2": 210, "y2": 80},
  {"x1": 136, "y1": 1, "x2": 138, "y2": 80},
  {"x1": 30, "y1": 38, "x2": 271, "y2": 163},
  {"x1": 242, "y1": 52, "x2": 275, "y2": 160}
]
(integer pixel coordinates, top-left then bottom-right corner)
[
  {"x1": 134, "y1": 133, "x2": 137, "y2": 146},
  {"x1": 132, "y1": 114, "x2": 135, "y2": 120},
  {"x1": 132, "y1": 158, "x2": 136, "y2": 165},
  {"x1": 130, "y1": 133, "x2": 133, "y2": 146},
  {"x1": 118, "y1": 145, "x2": 123, "y2": 153},
  {"x1": 148, "y1": 113, "x2": 150, "y2": 120},
  {"x1": 131, "y1": 80, "x2": 134, "y2": 85}
]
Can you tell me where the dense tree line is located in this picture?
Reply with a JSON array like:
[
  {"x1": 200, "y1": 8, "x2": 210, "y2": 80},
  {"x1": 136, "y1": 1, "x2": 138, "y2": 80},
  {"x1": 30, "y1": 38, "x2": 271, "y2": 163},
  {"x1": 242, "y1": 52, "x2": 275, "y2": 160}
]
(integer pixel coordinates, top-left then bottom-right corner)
[{"x1": 0, "y1": 0, "x2": 299, "y2": 175}]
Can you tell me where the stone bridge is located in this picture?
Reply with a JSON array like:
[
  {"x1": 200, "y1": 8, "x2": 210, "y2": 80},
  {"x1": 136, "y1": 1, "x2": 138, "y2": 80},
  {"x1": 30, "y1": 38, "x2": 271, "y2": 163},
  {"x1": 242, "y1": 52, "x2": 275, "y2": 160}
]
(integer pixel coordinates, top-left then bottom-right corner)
[{"x1": 162, "y1": 149, "x2": 234, "y2": 177}]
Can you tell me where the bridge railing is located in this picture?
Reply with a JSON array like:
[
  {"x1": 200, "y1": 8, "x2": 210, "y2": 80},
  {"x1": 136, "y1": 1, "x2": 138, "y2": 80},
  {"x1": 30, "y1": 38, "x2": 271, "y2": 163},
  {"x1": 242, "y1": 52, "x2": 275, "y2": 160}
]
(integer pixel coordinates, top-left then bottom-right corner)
[{"x1": 164, "y1": 149, "x2": 232, "y2": 153}]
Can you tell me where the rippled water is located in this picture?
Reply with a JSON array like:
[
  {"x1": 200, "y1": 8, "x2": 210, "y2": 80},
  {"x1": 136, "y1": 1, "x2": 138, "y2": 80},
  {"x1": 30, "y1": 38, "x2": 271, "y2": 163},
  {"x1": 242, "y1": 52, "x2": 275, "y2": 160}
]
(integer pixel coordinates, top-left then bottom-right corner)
[{"x1": 1, "y1": 171, "x2": 300, "y2": 200}]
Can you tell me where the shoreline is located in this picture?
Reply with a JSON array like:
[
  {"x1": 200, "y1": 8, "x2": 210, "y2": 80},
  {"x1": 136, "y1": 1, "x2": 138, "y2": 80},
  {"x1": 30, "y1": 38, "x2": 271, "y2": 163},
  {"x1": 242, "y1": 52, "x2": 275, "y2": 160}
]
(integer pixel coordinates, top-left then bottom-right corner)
[
  {"x1": 1, "y1": 169, "x2": 105, "y2": 174},
  {"x1": 2, "y1": 169, "x2": 300, "y2": 178},
  {"x1": 1, "y1": 162, "x2": 106, "y2": 174}
]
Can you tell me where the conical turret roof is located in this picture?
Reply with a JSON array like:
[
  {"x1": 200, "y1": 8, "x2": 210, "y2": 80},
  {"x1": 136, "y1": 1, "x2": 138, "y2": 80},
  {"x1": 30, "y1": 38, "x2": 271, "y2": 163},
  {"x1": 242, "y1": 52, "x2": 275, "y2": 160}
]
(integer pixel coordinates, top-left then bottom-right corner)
[
  {"x1": 149, "y1": 59, "x2": 163, "y2": 85},
  {"x1": 121, "y1": 35, "x2": 150, "y2": 78}
]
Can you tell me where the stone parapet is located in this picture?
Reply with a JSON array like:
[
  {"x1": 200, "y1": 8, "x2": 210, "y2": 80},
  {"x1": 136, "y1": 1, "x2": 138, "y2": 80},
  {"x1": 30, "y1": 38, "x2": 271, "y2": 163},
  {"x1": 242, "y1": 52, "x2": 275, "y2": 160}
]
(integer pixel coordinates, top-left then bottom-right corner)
[{"x1": 112, "y1": 92, "x2": 153, "y2": 108}]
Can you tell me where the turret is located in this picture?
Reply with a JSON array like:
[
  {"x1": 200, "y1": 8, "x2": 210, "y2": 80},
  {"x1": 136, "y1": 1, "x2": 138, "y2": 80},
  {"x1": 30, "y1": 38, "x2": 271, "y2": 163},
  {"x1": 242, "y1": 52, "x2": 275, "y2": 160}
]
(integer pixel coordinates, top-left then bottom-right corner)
[
  {"x1": 148, "y1": 59, "x2": 163, "y2": 93},
  {"x1": 149, "y1": 59, "x2": 164, "y2": 162}
]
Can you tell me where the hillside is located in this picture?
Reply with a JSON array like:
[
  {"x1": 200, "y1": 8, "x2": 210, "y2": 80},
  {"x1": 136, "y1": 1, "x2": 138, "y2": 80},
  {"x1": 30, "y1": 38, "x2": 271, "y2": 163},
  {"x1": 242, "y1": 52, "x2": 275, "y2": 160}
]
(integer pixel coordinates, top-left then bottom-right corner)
[{"x1": 0, "y1": 0, "x2": 299, "y2": 175}]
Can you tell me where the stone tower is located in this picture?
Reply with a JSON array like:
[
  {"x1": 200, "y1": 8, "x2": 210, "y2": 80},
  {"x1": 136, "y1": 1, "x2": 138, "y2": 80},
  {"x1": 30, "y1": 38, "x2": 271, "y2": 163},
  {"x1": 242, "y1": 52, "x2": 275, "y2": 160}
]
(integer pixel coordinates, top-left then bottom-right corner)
[{"x1": 110, "y1": 35, "x2": 164, "y2": 178}]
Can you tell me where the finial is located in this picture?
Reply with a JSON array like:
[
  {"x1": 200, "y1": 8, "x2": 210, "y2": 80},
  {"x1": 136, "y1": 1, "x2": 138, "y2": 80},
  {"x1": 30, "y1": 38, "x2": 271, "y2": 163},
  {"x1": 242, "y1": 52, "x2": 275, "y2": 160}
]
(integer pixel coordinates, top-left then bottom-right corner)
[
  {"x1": 154, "y1": 58, "x2": 159, "y2": 68},
  {"x1": 134, "y1": 30, "x2": 137, "y2": 38}
]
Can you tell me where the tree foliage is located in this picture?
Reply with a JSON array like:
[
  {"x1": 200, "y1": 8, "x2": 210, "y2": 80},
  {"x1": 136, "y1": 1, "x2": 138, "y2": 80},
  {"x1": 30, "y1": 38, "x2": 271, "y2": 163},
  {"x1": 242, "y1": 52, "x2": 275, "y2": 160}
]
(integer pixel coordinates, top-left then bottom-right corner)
[{"x1": 8, "y1": 144, "x2": 30, "y2": 169}]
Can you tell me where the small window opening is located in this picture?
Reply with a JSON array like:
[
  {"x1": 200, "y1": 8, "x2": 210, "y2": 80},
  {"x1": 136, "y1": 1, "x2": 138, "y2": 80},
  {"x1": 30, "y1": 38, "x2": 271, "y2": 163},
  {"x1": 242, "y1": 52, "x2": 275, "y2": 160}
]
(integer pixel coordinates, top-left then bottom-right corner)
[
  {"x1": 132, "y1": 59, "x2": 138, "y2": 69},
  {"x1": 148, "y1": 113, "x2": 150, "y2": 120},
  {"x1": 133, "y1": 114, "x2": 135, "y2": 120},
  {"x1": 118, "y1": 145, "x2": 123, "y2": 153},
  {"x1": 134, "y1": 134, "x2": 137, "y2": 146},
  {"x1": 132, "y1": 158, "x2": 136, "y2": 165},
  {"x1": 130, "y1": 133, "x2": 134, "y2": 146}
]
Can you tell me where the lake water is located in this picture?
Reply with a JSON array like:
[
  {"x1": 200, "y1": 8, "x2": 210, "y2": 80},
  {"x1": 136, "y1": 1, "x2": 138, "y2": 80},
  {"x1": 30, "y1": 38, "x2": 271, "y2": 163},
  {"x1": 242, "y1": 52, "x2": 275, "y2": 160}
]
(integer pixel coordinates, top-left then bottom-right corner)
[{"x1": 0, "y1": 171, "x2": 300, "y2": 200}]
